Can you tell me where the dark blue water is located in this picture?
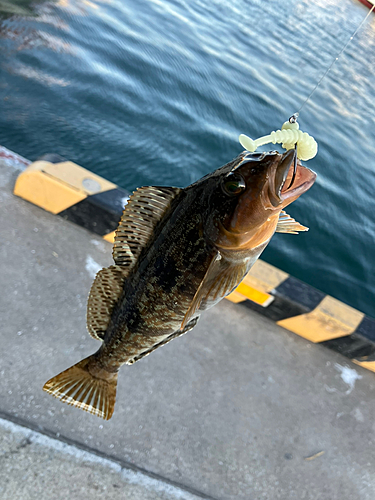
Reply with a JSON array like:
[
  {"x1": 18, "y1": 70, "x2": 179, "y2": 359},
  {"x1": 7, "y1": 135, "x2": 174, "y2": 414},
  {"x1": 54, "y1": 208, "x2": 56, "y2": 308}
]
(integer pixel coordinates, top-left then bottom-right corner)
[{"x1": 1, "y1": 0, "x2": 374, "y2": 317}]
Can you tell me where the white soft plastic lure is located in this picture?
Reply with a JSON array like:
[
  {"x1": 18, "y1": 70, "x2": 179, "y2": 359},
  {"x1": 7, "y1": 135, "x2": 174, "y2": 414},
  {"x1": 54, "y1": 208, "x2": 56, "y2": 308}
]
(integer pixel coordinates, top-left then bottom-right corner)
[{"x1": 239, "y1": 120, "x2": 318, "y2": 161}]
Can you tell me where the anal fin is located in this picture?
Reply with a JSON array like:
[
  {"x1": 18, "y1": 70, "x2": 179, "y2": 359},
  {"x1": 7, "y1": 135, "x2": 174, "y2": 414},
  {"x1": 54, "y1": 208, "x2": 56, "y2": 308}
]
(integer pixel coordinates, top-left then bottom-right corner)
[{"x1": 129, "y1": 317, "x2": 199, "y2": 364}]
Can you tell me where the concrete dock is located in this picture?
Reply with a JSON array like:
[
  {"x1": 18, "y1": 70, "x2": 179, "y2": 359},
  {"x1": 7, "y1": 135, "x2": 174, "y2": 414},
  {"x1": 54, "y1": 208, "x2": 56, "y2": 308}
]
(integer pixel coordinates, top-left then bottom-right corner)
[{"x1": 1, "y1": 151, "x2": 375, "y2": 499}]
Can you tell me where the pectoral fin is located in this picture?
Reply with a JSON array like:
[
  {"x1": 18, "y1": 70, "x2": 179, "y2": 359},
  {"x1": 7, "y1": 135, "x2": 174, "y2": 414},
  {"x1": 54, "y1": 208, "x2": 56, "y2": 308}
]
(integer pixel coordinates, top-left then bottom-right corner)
[{"x1": 181, "y1": 254, "x2": 249, "y2": 329}]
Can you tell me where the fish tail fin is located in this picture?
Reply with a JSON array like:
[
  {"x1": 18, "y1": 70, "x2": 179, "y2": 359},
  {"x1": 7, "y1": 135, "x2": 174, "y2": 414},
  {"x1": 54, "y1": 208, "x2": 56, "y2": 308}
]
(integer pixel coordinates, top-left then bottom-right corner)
[{"x1": 43, "y1": 355, "x2": 118, "y2": 420}]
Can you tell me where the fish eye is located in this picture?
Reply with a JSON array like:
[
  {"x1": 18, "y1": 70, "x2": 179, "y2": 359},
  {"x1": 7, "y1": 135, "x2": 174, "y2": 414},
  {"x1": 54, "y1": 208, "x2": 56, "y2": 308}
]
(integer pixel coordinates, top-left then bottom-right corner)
[{"x1": 222, "y1": 174, "x2": 246, "y2": 196}]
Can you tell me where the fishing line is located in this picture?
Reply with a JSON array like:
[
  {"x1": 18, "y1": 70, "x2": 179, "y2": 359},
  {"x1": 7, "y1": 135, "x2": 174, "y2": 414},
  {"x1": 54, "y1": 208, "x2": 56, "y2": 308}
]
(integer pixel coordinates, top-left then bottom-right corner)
[
  {"x1": 297, "y1": 3, "x2": 375, "y2": 115},
  {"x1": 239, "y1": 4, "x2": 374, "y2": 166}
]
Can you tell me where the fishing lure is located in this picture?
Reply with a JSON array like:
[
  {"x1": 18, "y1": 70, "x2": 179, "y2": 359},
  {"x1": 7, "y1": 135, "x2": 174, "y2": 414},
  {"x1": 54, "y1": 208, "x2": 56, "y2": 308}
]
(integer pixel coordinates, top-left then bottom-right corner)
[{"x1": 239, "y1": 118, "x2": 318, "y2": 161}]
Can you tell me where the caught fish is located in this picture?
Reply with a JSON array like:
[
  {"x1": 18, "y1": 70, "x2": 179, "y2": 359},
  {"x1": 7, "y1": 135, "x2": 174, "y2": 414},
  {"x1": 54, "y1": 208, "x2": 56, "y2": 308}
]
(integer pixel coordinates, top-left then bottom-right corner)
[{"x1": 43, "y1": 149, "x2": 316, "y2": 419}]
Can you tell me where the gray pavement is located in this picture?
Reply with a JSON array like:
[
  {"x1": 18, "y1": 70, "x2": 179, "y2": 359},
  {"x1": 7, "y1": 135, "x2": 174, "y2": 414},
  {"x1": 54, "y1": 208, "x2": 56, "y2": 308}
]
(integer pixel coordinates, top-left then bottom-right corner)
[
  {"x1": 1, "y1": 156, "x2": 375, "y2": 500},
  {"x1": 0, "y1": 417, "x2": 202, "y2": 500}
]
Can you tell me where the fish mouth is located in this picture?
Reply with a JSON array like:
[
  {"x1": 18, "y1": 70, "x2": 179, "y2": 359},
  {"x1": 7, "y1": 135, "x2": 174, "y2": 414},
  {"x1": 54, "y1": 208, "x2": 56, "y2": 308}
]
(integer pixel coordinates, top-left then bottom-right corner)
[{"x1": 270, "y1": 149, "x2": 316, "y2": 207}]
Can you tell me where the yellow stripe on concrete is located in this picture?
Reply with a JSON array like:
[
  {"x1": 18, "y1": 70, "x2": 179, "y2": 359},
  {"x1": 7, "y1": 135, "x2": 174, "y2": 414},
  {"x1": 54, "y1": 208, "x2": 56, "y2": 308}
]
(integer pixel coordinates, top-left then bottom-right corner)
[
  {"x1": 225, "y1": 290, "x2": 247, "y2": 304},
  {"x1": 103, "y1": 231, "x2": 116, "y2": 243},
  {"x1": 14, "y1": 169, "x2": 86, "y2": 214},
  {"x1": 244, "y1": 260, "x2": 289, "y2": 293},
  {"x1": 232, "y1": 282, "x2": 274, "y2": 307},
  {"x1": 277, "y1": 296, "x2": 364, "y2": 343},
  {"x1": 226, "y1": 259, "x2": 287, "y2": 305},
  {"x1": 14, "y1": 160, "x2": 117, "y2": 214},
  {"x1": 29, "y1": 161, "x2": 117, "y2": 194},
  {"x1": 352, "y1": 360, "x2": 375, "y2": 373}
]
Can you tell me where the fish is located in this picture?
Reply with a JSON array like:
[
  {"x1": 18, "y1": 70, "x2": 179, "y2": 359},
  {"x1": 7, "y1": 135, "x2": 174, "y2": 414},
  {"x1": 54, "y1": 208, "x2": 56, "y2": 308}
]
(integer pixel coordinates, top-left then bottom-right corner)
[{"x1": 43, "y1": 149, "x2": 316, "y2": 419}]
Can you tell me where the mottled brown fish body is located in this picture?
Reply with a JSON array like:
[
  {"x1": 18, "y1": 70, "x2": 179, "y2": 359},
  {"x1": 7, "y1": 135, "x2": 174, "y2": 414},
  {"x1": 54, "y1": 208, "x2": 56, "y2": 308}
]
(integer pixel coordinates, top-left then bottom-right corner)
[
  {"x1": 98, "y1": 203, "x2": 213, "y2": 367},
  {"x1": 43, "y1": 150, "x2": 316, "y2": 419}
]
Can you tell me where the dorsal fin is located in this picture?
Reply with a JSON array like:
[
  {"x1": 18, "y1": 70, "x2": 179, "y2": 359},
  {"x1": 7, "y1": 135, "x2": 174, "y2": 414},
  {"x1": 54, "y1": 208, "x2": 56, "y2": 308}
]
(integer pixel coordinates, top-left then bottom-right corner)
[
  {"x1": 87, "y1": 265, "x2": 128, "y2": 340},
  {"x1": 87, "y1": 186, "x2": 181, "y2": 341},
  {"x1": 276, "y1": 210, "x2": 309, "y2": 234},
  {"x1": 112, "y1": 186, "x2": 181, "y2": 267}
]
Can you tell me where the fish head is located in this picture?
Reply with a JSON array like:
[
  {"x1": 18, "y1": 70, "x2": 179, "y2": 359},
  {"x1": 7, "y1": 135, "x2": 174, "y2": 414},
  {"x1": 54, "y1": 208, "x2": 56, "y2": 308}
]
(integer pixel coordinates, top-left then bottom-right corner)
[{"x1": 202, "y1": 149, "x2": 316, "y2": 250}]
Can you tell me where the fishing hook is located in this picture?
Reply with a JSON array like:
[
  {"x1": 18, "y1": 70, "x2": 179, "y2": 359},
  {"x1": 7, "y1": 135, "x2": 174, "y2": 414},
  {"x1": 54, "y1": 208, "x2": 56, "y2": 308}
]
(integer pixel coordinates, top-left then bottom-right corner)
[
  {"x1": 286, "y1": 143, "x2": 298, "y2": 190},
  {"x1": 286, "y1": 113, "x2": 299, "y2": 189}
]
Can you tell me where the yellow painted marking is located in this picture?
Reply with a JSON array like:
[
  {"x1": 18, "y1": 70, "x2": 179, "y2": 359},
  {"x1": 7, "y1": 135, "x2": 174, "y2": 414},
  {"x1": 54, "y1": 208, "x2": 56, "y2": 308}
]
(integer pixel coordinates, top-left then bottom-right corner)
[
  {"x1": 226, "y1": 260, "x2": 285, "y2": 305},
  {"x1": 243, "y1": 260, "x2": 288, "y2": 293},
  {"x1": 317, "y1": 296, "x2": 365, "y2": 330},
  {"x1": 277, "y1": 296, "x2": 364, "y2": 343},
  {"x1": 234, "y1": 282, "x2": 274, "y2": 307},
  {"x1": 30, "y1": 161, "x2": 116, "y2": 194},
  {"x1": 225, "y1": 290, "x2": 247, "y2": 303},
  {"x1": 352, "y1": 360, "x2": 375, "y2": 373},
  {"x1": 14, "y1": 170, "x2": 86, "y2": 214},
  {"x1": 14, "y1": 160, "x2": 117, "y2": 214},
  {"x1": 103, "y1": 231, "x2": 116, "y2": 243}
]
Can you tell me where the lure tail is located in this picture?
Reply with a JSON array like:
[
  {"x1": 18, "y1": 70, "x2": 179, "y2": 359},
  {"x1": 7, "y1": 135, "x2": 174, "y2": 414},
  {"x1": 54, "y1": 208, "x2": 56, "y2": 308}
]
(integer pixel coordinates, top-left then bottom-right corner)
[{"x1": 43, "y1": 355, "x2": 118, "y2": 420}]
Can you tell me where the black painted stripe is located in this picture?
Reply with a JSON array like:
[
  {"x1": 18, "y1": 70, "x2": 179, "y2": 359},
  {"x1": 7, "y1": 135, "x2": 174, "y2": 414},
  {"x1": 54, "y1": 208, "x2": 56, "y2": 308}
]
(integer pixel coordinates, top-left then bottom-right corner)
[
  {"x1": 241, "y1": 293, "x2": 308, "y2": 322},
  {"x1": 320, "y1": 334, "x2": 375, "y2": 362},
  {"x1": 353, "y1": 316, "x2": 375, "y2": 343},
  {"x1": 274, "y1": 276, "x2": 326, "y2": 311},
  {"x1": 242, "y1": 276, "x2": 326, "y2": 322},
  {"x1": 58, "y1": 188, "x2": 130, "y2": 236}
]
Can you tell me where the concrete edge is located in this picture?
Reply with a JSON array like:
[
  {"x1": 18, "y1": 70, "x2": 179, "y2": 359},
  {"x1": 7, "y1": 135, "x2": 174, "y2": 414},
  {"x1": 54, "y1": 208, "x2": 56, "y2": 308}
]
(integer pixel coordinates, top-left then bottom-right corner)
[
  {"x1": 8, "y1": 146, "x2": 375, "y2": 374},
  {"x1": 0, "y1": 146, "x2": 31, "y2": 168},
  {"x1": 0, "y1": 411, "x2": 216, "y2": 500},
  {"x1": 12, "y1": 152, "x2": 130, "y2": 239}
]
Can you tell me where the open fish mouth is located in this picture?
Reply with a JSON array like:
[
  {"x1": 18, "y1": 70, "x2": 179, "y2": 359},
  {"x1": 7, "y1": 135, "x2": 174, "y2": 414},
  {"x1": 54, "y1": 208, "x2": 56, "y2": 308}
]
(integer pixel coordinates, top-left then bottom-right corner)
[{"x1": 271, "y1": 149, "x2": 316, "y2": 206}]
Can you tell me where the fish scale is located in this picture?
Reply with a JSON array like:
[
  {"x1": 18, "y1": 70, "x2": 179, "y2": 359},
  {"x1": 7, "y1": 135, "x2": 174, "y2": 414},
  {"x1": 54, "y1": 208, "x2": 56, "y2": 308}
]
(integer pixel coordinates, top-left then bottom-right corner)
[
  {"x1": 43, "y1": 150, "x2": 316, "y2": 419},
  {"x1": 96, "y1": 196, "x2": 212, "y2": 368}
]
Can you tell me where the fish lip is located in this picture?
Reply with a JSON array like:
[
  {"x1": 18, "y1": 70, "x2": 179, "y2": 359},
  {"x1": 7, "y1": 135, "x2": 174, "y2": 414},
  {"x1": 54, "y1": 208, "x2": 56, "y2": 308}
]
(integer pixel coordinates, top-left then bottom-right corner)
[
  {"x1": 280, "y1": 163, "x2": 317, "y2": 202},
  {"x1": 269, "y1": 150, "x2": 316, "y2": 206}
]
